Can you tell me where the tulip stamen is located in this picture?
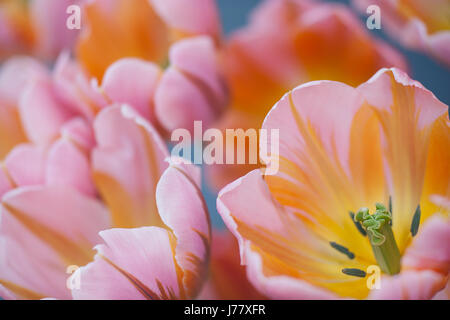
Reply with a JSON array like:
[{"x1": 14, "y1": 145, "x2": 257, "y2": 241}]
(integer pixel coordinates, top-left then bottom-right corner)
[
  {"x1": 329, "y1": 241, "x2": 355, "y2": 259},
  {"x1": 349, "y1": 211, "x2": 367, "y2": 236},
  {"x1": 388, "y1": 196, "x2": 393, "y2": 226},
  {"x1": 410, "y1": 205, "x2": 421, "y2": 237},
  {"x1": 354, "y1": 203, "x2": 401, "y2": 275},
  {"x1": 341, "y1": 268, "x2": 366, "y2": 278}
]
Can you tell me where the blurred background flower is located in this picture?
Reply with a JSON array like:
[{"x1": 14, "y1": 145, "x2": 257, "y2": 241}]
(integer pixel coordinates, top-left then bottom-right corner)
[
  {"x1": 0, "y1": 0, "x2": 84, "y2": 60},
  {"x1": 207, "y1": 0, "x2": 408, "y2": 190},
  {"x1": 353, "y1": 0, "x2": 450, "y2": 66}
]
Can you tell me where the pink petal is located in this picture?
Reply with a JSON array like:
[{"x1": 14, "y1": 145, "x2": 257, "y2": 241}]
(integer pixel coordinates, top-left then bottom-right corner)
[
  {"x1": 45, "y1": 138, "x2": 96, "y2": 197},
  {"x1": 359, "y1": 68, "x2": 447, "y2": 130},
  {"x1": 92, "y1": 104, "x2": 169, "y2": 227},
  {"x1": 244, "y1": 243, "x2": 337, "y2": 300},
  {"x1": 167, "y1": 157, "x2": 201, "y2": 188},
  {"x1": 0, "y1": 57, "x2": 47, "y2": 106},
  {"x1": 155, "y1": 66, "x2": 216, "y2": 132},
  {"x1": 150, "y1": 0, "x2": 220, "y2": 38},
  {"x1": 402, "y1": 214, "x2": 450, "y2": 274},
  {"x1": 368, "y1": 270, "x2": 447, "y2": 300},
  {"x1": 0, "y1": 102, "x2": 27, "y2": 160},
  {"x1": 0, "y1": 166, "x2": 13, "y2": 199},
  {"x1": 358, "y1": 68, "x2": 448, "y2": 249},
  {"x1": 101, "y1": 58, "x2": 162, "y2": 122},
  {"x1": 168, "y1": 36, "x2": 227, "y2": 107},
  {"x1": 60, "y1": 117, "x2": 95, "y2": 150},
  {"x1": 217, "y1": 169, "x2": 288, "y2": 262},
  {"x1": 19, "y1": 78, "x2": 74, "y2": 144},
  {"x1": 0, "y1": 186, "x2": 111, "y2": 299},
  {"x1": 72, "y1": 227, "x2": 180, "y2": 300},
  {"x1": 52, "y1": 53, "x2": 107, "y2": 119},
  {"x1": 261, "y1": 79, "x2": 361, "y2": 177},
  {"x1": 3, "y1": 144, "x2": 47, "y2": 190},
  {"x1": 0, "y1": 284, "x2": 16, "y2": 300},
  {"x1": 30, "y1": 0, "x2": 82, "y2": 59},
  {"x1": 155, "y1": 37, "x2": 227, "y2": 133},
  {"x1": 156, "y1": 161, "x2": 210, "y2": 297},
  {"x1": 427, "y1": 31, "x2": 450, "y2": 66},
  {"x1": 197, "y1": 230, "x2": 267, "y2": 300}
]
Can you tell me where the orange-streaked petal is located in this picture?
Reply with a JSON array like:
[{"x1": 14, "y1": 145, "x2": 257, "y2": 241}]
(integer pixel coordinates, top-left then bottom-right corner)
[
  {"x1": 72, "y1": 227, "x2": 181, "y2": 300},
  {"x1": 358, "y1": 68, "x2": 448, "y2": 251},
  {"x1": 0, "y1": 186, "x2": 111, "y2": 299}
]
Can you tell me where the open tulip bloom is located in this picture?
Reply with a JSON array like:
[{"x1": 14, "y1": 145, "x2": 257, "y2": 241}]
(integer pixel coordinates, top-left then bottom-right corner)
[
  {"x1": 0, "y1": 0, "x2": 449, "y2": 303},
  {"x1": 217, "y1": 67, "x2": 449, "y2": 299}
]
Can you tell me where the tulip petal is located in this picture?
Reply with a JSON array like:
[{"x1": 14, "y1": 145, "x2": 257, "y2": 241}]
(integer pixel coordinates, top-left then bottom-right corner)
[
  {"x1": 0, "y1": 186, "x2": 110, "y2": 299},
  {"x1": 101, "y1": 58, "x2": 162, "y2": 122},
  {"x1": 244, "y1": 243, "x2": 337, "y2": 300},
  {"x1": 0, "y1": 56, "x2": 46, "y2": 106},
  {"x1": 60, "y1": 117, "x2": 95, "y2": 150},
  {"x1": 156, "y1": 162, "x2": 210, "y2": 297},
  {"x1": 0, "y1": 57, "x2": 45, "y2": 158},
  {"x1": 292, "y1": 4, "x2": 408, "y2": 86},
  {"x1": 155, "y1": 37, "x2": 226, "y2": 133},
  {"x1": 261, "y1": 80, "x2": 376, "y2": 261},
  {"x1": 45, "y1": 138, "x2": 96, "y2": 197},
  {"x1": 76, "y1": 0, "x2": 169, "y2": 79},
  {"x1": 154, "y1": 66, "x2": 215, "y2": 133},
  {"x1": 92, "y1": 105, "x2": 169, "y2": 228},
  {"x1": 150, "y1": 0, "x2": 220, "y2": 39},
  {"x1": 0, "y1": 102, "x2": 27, "y2": 159},
  {"x1": 402, "y1": 214, "x2": 450, "y2": 274},
  {"x1": 0, "y1": 166, "x2": 12, "y2": 198},
  {"x1": 198, "y1": 230, "x2": 266, "y2": 300},
  {"x1": 358, "y1": 68, "x2": 448, "y2": 250},
  {"x1": 72, "y1": 227, "x2": 180, "y2": 300},
  {"x1": 169, "y1": 36, "x2": 226, "y2": 106},
  {"x1": 421, "y1": 116, "x2": 450, "y2": 222},
  {"x1": 52, "y1": 53, "x2": 107, "y2": 119},
  {"x1": 2, "y1": 144, "x2": 47, "y2": 193},
  {"x1": 368, "y1": 270, "x2": 447, "y2": 300},
  {"x1": 19, "y1": 78, "x2": 74, "y2": 144},
  {"x1": 30, "y1": 0, "x2": 81, "y2": 58}
]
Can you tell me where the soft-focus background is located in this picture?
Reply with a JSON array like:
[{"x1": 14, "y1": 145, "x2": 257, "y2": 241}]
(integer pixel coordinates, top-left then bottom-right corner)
[{"x1": 205, "y1": 0, "x2": 450, "y2": 228}]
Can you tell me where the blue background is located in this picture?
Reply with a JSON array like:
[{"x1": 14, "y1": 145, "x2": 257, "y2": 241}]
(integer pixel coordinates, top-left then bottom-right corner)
[{"x1": 205, "y1": 0, "x2": 450, "y2": 228}]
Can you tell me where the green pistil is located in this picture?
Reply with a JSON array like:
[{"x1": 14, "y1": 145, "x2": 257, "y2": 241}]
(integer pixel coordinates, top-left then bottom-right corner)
[{"x1": 355, "y1": 203, "x2": 401, "y2": 275}]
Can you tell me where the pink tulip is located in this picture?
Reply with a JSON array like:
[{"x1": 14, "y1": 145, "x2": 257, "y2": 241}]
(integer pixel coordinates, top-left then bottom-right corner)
[
  {"x1": 2, "y1": 41, "x2": 225, "y2": 144},
  {"x1": 353, "y1": 0, "x2": 450, "y2": 66},
  {"x1": 217, "y1": 68, "x2": 449, "y2": 299},
  {"x1": 0, "y1": 104, "x2": 211, "y2": 299}
]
